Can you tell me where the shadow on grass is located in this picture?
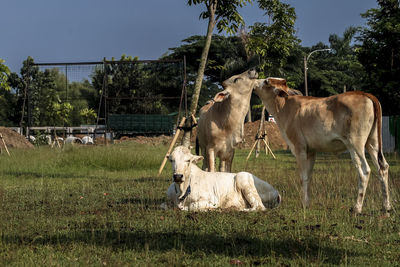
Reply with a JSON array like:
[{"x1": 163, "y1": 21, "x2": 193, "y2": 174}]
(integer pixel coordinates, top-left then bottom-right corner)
[
  {"x1": 116, "y1": 197, "x2": 165, "y2": 209},
  {"x1": 133, "y1": 177, "x2": 169, "y2": 183},
  {"x1": 4, "y1": 171, "x2": 169, "y2": 184},
  {"x1": 3, "y1": 171, "x2": 100, "y2": 180},
  {"x1": 2, "y1": 230, "x2": 362, "y2": 265}
]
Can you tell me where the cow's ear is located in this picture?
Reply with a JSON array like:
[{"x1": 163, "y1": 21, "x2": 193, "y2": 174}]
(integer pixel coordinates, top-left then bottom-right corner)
[
  {"x1": 268, "y1": 78, "x2": 287, "y2": 88},
  {"x1": 213, "y1": 91, "x2": 230, "y2": 102},
  {"x1": 254, "y1": 79, "x2": 266, "y2": 89},
  {"x1": 288, "y1": 89, "x2": 303, "y2": 96},
  {"x1": 191, "y1": 155, "x2": 204, "y2": 164},
  {"x1": 273, "y1": 88, "x2": 289, "y2": 98}
]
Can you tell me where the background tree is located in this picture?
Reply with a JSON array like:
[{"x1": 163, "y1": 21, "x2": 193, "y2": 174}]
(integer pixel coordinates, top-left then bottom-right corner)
[
  {"x1": 303, "y1": 27, "x2": 364, "y2": 97},
  {"x1": 68, "y1": 80, "x2": 98, "y2": 125},
  {"x1": 8, "y1": 57, "x2": 97, "y2": 127},
  {"x1": 0, "y1": 59, "x2": 18, "y2": 126},
  {"x1": 357, "y1": 0, "x2": 400, "y2": 115},
  {"x1": 0, "y1": 59, "x2": 10, "y2": 91},
  {"x1": 91, "y1": 55, "x2": 184, "y2": 120},
  {"x1": 80, "y1": 108, "x2": 97, "y2": 124},
  {"x1": 28, "y1": 66, "x2": 73, "y2": 126}
]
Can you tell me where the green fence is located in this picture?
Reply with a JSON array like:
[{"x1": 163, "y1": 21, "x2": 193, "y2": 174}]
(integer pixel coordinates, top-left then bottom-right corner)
[{"x1": 108, "y1": 113, "x2": 177, "y2": 135}]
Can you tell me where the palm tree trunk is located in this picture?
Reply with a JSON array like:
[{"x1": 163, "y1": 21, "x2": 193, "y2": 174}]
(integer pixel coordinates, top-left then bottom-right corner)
[{"x1": 182, "y1": 0, "x2": 217, "y2": 147}]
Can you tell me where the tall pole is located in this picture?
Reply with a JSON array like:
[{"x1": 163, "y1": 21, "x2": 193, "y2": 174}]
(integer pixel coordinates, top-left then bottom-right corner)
[
  {"x1": 304, "y1": 55, "x2": 308, "y2": 96},
  {"x1": 304, "y1": 48, "x2": 332, "y2": 96}
]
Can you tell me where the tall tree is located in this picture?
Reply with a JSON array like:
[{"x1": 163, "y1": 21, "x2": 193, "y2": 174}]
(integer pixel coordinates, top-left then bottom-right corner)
[
  {"x1": 183, "y1": 0, "x2": 252, "y2": 146},
  {"x1": 357, "y1": 0, "x2": 400, "y2": 115},
  {"x1": 11, "y1": 57, "x2": 75, "y2": 127}
]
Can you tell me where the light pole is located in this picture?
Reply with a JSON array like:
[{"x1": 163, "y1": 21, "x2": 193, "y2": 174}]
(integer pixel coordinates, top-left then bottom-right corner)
[{"x1": 304, "y1": 48, "x2": 332, "y2": 96}]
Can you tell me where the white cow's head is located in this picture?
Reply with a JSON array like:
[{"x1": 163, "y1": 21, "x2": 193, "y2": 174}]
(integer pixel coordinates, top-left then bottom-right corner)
[
  {"x1": 213, "y1": 69, "x2": 259, "y2": 103},
  {"x1": 168, "y1": 146, "x2": 203, "y2": 184}
]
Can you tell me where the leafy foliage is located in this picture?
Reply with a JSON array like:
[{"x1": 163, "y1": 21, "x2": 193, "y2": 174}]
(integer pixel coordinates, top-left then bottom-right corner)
[
  {"x1": 6, "y1": 57, "x2": 99, "y2": 127},
  {"x1": 91, "y1": 55, "x2": 184, "y2": 116},
  {"x1": 357, "y1": 0, "x2": 400, "y2": 115},
  {"x1": 304, "y1": 27, "x2": 365, "y2": 97},
  {"x1": 188, "y1": 0, "x2": 251, "y2": 34},
  {"x1": 247, "y1": 0, "x2": 298, "y2": 75},
  {"x1": 0, "y1": 59, "x2": 10, "y2": 91},
  {"x1": 79, "y1": 108, "x2": 97, "y2": 124}
]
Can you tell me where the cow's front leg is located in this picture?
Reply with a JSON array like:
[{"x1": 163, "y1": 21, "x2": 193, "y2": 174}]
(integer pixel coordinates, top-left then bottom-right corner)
[
  {"x1": 235, "y1": 172, "x2": 266, "y2": 211},
  {"x1": 207, "y1": 148, "x2": 216, "y2": 172},
  {"x1": 295, "y1": 150, "x2": 315, "y2": 209},
  {"x1": 225, "y1": 149, "x2": 235, "y2": 173},
  {"x1": 201, "y1": 147, "x2": 209, "y2": 171},
  {"x1": 220, "y1": 149, "x2": 235, "y2": 172},
  {"x1": 219, "y1": 160, "x2": 226, "y2": 172}
]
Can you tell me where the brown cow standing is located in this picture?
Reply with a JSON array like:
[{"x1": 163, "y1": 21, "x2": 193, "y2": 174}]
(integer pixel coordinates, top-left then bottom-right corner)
[
  {"x1": 196, "y1": 69, "x2": 258, "y2": 172},
  {"x1": 254, "y1": 77, "x2": 391, "y2": 214}
]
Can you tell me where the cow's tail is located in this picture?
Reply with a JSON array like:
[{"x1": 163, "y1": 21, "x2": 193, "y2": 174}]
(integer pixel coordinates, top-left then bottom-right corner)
[
  {"x1": 367, "y1": 93, "x2": 385, "y2": 169},
  {"x1": 195, "y1": 136, "x2": 200, "y2": 155}
]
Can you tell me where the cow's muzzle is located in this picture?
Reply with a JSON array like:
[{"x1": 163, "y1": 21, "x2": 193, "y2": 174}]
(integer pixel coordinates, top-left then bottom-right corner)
[
  {"x1": 248, "y1": 68, "x2": 259, "y2": 79},
  {"x1": 173, "y1": 174, "x2": 184, "y2": 183}
]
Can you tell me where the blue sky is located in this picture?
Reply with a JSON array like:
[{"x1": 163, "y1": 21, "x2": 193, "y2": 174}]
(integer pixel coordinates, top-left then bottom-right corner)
[{"x1": 1, "y1": 0, "x2": 378, "y2": 73}]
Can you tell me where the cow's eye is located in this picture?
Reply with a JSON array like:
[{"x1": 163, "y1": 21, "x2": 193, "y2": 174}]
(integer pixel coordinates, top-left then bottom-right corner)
[{"x1": 234, "y1": 77, "x2": 241, "y2": 83}]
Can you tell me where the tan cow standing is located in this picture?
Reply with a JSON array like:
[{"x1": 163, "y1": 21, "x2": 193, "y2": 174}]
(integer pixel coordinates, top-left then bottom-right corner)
[
  {"x1": 254, "y1": 77, "x2": 391, "y2": 214},
  {"x1": 197, "y1": 69, "x2": 258, "y2": 172}
]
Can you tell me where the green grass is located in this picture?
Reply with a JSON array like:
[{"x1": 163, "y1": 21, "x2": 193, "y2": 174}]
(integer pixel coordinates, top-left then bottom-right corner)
[{"x1": 0, "y1": 142, "x2": 399, "y2": 266}]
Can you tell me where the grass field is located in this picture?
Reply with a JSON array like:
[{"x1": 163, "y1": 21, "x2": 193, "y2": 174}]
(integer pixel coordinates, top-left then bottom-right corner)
[{"x1": 0, "y1": 142, "x2": 399, "y2": 266}]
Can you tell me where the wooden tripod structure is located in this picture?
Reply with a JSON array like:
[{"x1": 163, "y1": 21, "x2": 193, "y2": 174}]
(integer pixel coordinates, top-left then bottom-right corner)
[
  {"x1": 246, "y1": 106, "x2": 276, "y2": 161},
  {"x1": 0, "y1": 134, "x2": 10, "y2": 156}
]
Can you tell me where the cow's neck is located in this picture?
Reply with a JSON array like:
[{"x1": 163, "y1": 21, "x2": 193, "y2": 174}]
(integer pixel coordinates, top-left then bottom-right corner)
[
  {"x1": 260, "y1": 95, "x2": 283, "y2": 116},
  {"x1": 262, "y1": 96, "x2": 287, "y2": 127},
  {"x1": 176, "y1": 164, "x2": 201, "y2": 201},
  {"x1": 222, "y1": 94, "x2": 251, "y2": 130}
]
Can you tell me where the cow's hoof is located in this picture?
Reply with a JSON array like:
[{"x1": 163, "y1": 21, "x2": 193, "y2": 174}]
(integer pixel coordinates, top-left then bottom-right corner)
[
  {"x1": 349, "y1": 207, "x2": 362, "y2": 216},
  {"x1": 381, "y1": 208, "x2": 391, "y2": 218},
  {"x1": 383, "y1": 203, "x2": 392, "y2": 213}
]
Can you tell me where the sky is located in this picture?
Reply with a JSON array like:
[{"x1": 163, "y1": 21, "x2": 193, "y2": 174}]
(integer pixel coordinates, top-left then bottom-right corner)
[{"x1": 1, "y1": 0, "x2": 378, "y2": 74}]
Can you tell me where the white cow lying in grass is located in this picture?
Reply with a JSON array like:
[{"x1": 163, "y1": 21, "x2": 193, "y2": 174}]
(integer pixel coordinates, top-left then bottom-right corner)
[
  {"x1": 162, "y1": 146, "x2": 281, "y2": 211},
  {"x1": 64, "y1": 136, "x2": 82, "y2": 144},
  {"x1": 82, "y1": 136, "x2": 94, "y2": 145}
]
